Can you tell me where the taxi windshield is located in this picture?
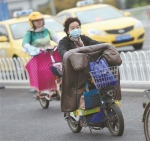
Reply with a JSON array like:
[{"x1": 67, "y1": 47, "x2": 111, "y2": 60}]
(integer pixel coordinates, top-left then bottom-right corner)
[
  {"x1": 76, "y1": 6, "x2": 123, "y2": 24},
  {"x1": 10, "y1": 18, "x2": 63, "y2": 40}
]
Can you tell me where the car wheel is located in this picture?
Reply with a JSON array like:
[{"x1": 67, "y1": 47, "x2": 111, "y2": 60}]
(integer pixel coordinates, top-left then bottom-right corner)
[{"x1": 133, "y1": 43, "x2": 143, "y2": 50}]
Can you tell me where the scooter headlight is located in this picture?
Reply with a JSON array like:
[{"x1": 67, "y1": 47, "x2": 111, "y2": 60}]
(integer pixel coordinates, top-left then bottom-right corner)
[{"x1": 106, "y1": 89, "x2": 116, "y2": 99}]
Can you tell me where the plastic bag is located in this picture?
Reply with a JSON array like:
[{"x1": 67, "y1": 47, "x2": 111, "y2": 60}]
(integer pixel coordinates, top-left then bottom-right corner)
[{"x1": 89, "y1": 57, "x2": 118, "y2": 88}]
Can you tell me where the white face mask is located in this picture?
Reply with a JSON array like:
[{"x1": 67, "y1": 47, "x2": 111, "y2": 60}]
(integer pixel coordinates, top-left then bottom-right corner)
[{"x1": 70, "y1": 28, "x2": 81, "y2": 38}]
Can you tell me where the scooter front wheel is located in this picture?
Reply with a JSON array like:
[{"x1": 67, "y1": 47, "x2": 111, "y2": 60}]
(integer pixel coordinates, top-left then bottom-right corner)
[
  {"x1": 143, "y1": 104, "x2": 150, "y2": 141},
  {"x1": 39, "y1": 98, "x2": 49, "y2": 109},
  {"x1": 106, "y1": 103, "x2": 124, "y2": 136},
  {"x1": 67, "y1": 114, "x2": 82, "y2": 133}
]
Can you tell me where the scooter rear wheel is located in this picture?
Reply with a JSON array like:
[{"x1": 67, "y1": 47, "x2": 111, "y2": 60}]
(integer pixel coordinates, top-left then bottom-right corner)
[
  {"x1": 106, "y1": 103, "x2": 124, "y2": 136},
  {"x1": 39, "y1": 98, "x2": 49, "y2": 109},
  {"x1": 67, "y1": 116, "x2": 82, "y2": 133}
]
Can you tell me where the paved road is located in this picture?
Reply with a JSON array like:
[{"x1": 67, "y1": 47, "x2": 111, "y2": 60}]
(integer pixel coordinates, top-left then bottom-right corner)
[
  {"x1": 0, "y1": 24, "x2": 149, "y2": 141},
  {"x1": 0, "y1": 89, "x2": 148, "y2": 141}
]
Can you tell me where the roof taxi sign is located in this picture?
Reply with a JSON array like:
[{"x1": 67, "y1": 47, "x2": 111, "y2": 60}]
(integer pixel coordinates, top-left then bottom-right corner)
[
  {"x1": 76, "y1": 0, "x2": 94, "y2": 7},
  {"x1": 13, "y1": 9, "x2": 33, "y2": 18}
]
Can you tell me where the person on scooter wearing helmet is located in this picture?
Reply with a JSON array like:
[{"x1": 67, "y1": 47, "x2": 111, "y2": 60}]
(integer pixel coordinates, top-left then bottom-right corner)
[{"x1": 22, "y1": 11, "x2": 61, "y2": 100}]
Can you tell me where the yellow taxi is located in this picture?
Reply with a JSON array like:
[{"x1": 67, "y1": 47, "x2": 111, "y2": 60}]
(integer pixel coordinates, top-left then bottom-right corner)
[
  {"x1": 56, "y1": 0, "x2": 145, "y2": 50},
  {"x1": 0, "y1": 9, "x2": 65, "y2": 58}
]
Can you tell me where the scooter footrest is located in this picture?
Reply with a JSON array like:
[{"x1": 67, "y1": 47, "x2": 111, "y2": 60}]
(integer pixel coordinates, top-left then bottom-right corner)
[
  {"x1": 74, "y1": 107, "x2": 100, "y2": 116},
  {"x1": 40, "y1": 93, "x2": 48, "y2": 96}
]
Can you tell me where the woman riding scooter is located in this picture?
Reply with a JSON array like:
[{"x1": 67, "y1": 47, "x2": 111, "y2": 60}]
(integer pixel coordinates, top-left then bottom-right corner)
[
  {"x1": 58, "y1": 17, "x2": 102, "y2": 118},
  {"x1": 23, "y1": 11, "x2": 61, "y2": 102},
  {"x1": 58, "y1": 17, "x2": 122, "y2": 118}
]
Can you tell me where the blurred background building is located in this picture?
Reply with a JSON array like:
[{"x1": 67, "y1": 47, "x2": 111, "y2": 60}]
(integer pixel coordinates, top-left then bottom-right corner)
[
  {"x1": 0, "y1": 0, "x2": 10, "y2": 20},
  {"x1": 3, "y1": 0, "x2": 49, "y2": 17}
]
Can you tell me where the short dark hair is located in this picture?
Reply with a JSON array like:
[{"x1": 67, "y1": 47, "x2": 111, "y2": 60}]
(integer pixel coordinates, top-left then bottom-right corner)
[{"x1": 63, "y1": 17, "x2": 81, "y2": 35}]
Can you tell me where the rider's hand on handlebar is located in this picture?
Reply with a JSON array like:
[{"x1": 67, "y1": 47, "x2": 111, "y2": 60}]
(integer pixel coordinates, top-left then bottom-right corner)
[{"x1": 40, "y1": 48, "x2": 45, "y2": 52}]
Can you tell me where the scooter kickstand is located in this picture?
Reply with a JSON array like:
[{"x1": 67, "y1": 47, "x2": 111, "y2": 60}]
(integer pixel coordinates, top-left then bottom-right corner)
[{"x1": 89, "y1": 126, "x2": 93, "y2": 134}]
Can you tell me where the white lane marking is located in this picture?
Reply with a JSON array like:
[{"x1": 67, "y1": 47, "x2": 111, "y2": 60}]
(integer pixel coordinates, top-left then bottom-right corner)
[
  {"x1": 121, "y1": 88, "x2": 146, "y2": 92},
  {"x1": 5, "y1": 86, "x2": 30, "y2": 89},
  {"x1": 3, "y1": 86, "x2": 146, "y2": 92}
]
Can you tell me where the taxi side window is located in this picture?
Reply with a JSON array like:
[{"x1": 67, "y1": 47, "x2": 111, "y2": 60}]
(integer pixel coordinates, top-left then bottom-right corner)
[
  {"x1": 0, "y1": 25, "x2": 8, "y2": 37},
  {"x1": 57, "y1": 13, "x2": 72, "y2": 22}
]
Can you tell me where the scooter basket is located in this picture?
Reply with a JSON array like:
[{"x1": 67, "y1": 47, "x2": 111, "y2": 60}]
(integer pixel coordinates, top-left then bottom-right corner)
[{"x1": 90, "y1": 66, "x2": 119, "y2": 89}]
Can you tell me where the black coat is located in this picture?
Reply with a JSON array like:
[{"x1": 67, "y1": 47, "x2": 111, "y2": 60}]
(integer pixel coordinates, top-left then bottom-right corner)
[{"x1": 58, "y1": 35, "x2": 100, "y2": 57}]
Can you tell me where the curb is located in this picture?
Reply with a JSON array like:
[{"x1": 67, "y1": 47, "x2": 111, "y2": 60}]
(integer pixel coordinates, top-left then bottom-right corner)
[{"x1": 0, "y1": 86, "x2": 146, "y2": 93}]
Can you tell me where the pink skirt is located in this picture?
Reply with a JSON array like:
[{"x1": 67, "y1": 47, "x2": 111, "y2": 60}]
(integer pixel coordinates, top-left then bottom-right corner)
[{"x1": 25, "y1": 51, "x2": 61, "y2": 91}]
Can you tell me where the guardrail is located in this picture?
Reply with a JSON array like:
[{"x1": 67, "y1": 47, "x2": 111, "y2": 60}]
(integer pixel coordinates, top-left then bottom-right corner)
[
  {"x1": 0, "y1": 51, "x2": 150, "y2": 85},
  {"x1": 125, "y1": 5, "x2": 150, "y2": 27},
  {"x1": 120, "y1": 51, "x2": 150, "y2": 84},
  {"x1": 0, "y1": 57, "x2": 29, "y2": 83}
]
